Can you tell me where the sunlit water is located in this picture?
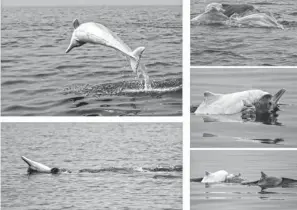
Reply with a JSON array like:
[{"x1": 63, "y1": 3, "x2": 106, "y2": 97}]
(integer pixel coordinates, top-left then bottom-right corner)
[
  {"x1": 191, "y1": 68, "x2": 297, "y2": 148},
  {"x1": 1, "y1": 123, "x2": 182, "y2": 209},
  {"x1": 191, "y1": 0, "x2": 297, "y2": 66},
  {"x1": 191, "y1": 150, "x2": 297, "y2": 210},
  {"x1": 1, "y1": 5, "x2": 182, "y2": 116}
]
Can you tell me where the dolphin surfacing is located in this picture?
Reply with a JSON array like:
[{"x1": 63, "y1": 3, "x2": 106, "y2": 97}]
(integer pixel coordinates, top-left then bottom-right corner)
[
  {"x1": 242, "y1": 172, "x2": 297, "y2": 191},
  {"x1": 195, "y1": 89, "x2": 285, "y2": 115},
  {"x1": 21, "y1": 156, "x2": 71, "y2": 174},
  {"x1": 66, "y1": 19, "x2": 145, "y2": 74}
]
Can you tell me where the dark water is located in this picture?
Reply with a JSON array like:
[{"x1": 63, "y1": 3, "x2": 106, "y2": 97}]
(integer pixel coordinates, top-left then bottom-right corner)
[
  {"x1": 1, "y1": 6, "x2": 182, "y2": 116},
  {"x1": 191, "y1": 68, "x2": 297, "y2": 148},
  {"x1": 1, "y1": 123, "x2": 182, "y2": 209},
  {"x1": 191, "y1": 0, "x2": 297, "y2": 66},
  {"x1": 191, "y1": 150, "x2": 297, "y2": 210}
]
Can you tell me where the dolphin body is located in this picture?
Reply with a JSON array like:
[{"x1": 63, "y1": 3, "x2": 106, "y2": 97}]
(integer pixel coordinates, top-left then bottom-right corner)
[
  {"x1": 200, "y1": 170, "x2": 243, "y2": 183},
  {"x1": 66, "y1": 19, "x2": 145, "y2": 74},
  {"x1": 21, "y1": 156, "x2": 70, "y2": 174},
  {"x1": 231, "y1": 13, "x2": 284, "y2": 29},
  {"x1": 242, "y1": 172, "x2": 297, "y2": 191},
  {"x1": 195, "y1": 89, "x2": 285, "y2": 115}
]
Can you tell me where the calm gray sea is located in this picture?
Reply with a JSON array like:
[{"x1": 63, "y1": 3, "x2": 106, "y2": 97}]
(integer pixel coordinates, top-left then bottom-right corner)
[
  {"x1": 1, "y1": 5, "x2": 182, "y2": 116},
  {"x1": 191, "y1": 151, "x2": 297, "y2": 210},
  {"x1": 191, "y1": 0, "x2": 297, "y2": 66},
  {"x1": 191, "y1": 68, "x2": 297, "y2": 148},
  {"x1": 1, "y1": 123, "x2": 182, "y2": 209}
]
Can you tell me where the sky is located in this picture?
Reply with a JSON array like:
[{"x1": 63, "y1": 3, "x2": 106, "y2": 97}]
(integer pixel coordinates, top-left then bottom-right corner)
[{"x1": 2, "y1": 0, "x2": 181, "y2": 6}]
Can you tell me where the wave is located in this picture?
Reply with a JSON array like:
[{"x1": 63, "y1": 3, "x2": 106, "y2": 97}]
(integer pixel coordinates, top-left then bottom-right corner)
[
  {"x1": 79, "y1": 165, "x2": 182, "y2": 173},
  {"x1": 63, "y1": 77, "x2": 182, "y2": 97}
]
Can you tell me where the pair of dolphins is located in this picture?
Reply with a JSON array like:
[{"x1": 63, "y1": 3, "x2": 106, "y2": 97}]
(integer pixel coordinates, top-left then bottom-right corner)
[
  {"x1": 193, "y1": 89, "x2": 286, "y2": 123},
  {"x1": 21, "y1": 156, "x2": 182, "y2": 175},
  {"x1": 192, "y1": 3, "x2": 284, "y2": 29},
  {"x1": 191, "y1": 170, "x2": 297, "y2": 191},
  {"x1": 65, "y1": 19, "x2": 145, "y2": 76}
]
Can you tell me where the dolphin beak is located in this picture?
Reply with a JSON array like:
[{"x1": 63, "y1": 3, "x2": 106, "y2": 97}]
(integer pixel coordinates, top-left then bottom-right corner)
[
  {"x1": 21, "y1": 156, "x2": 32, "y2": 166},
  {"x1": 272, "y1": 89, "x2": 286, "y2": 104},
  {"x1": 65, "y1": 43, "x2": 74, "y2": 53}
]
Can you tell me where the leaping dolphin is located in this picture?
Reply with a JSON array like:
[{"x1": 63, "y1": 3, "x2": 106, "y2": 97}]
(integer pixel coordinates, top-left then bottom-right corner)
[
  {"x1": 65, "y1": 19, "x2": 145, "y2": 74},
  {"x1": 21, "y1": 156, "x2": 71, "y2": 174}
]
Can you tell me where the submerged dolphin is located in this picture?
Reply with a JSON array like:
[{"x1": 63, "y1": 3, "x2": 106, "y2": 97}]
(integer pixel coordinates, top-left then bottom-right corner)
[
  {"x1": 21, "y1": 156, "x2": 71, "y2": 174},
  {"x1": 230, "y1": 13, "x2": 284, "y2": 29},
  {"x1": 66, "y1": 19, "x2": 145, "y2": 74},
  {"x1": 242, "y1": 172, "x2": 297, "y2": 191},
  {"x1": 195, "y1": 89, "x2": 285, "y2": 116}
]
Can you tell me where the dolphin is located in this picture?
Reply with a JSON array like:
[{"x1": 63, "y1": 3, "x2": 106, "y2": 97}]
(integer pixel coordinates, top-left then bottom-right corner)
[
  {"x1": 195, "y1": 89, "x2": 286, "y2": 116},
  {"x1": 221, "y1": 4, "x2": 257, "y2": 17},
  {"x1": 197, "y1": 170, "x2": 244, "y2": 183},
  {"x1": 230, "y1": 13, "x2": 284, "y2": 29},
  {"x1": 65, "y1": 19, "x2": 145, "y2": 74},
  {"x1": 21, "y1": 156, "x2": 70, "y2": 174},
  {"x1": 191, "y1": 3, "x2": 228, "y2": 24},
  {"x1": 201, "y1": 170, "x2": 228, "y2": 183},
  {"x1": 242, "y1": 171, "x2": 297, "y2": 191}
]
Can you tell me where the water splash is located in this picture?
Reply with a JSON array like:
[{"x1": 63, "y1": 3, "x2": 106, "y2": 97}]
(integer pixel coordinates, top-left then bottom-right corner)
[{"x1": 137, "y1": 64, "x2": 152, "y2": 91}]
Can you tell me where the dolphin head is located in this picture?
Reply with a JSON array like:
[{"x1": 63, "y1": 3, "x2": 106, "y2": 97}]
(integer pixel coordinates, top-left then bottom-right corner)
[
  {"x1": 65, "y1": 19, "x2": 86, "y2": 53},
  {"x1": 205, "y1": 3, "x2": 225, "y2": 13},
  {"x1": 255, "y1": 89, "x2": 286, "y2": 114}
]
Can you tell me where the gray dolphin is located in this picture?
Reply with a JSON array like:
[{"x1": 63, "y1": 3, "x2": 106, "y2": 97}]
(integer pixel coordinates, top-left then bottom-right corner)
[
  {"x1": 242, "y1": 171, "x2": 297, "y2": 191},
  {"x1": 66, "y1": 19, "x2": 145, "y2": 74},
  {"x1": 222, "y1": 4, "x2": 257, "y2": 17}
]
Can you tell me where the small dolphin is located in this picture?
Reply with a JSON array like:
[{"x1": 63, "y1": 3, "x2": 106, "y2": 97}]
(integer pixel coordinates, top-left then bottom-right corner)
[
  {"x1": 66, "y1": 19, "x2": 145, "y2": 74},
  {"x1": 21, "y1": 156, "x2": 71, "y2": 174},
  {"x1": 195, "y1": 89, "x2": 285, "y2": 116},
  {"x1": 221, "y1": 4, "x2": 257, "y2": 17},
  {"x1": 242, "y1": 171, "x2": 297, "y2": 191}
]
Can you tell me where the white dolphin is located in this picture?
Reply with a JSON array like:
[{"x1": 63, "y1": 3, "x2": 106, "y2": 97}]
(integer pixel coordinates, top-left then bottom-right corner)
[
  {"x1": 195, "y1": 89, "x2": 285, "y2": 115},
  {"x1": 66, "y1": 19, "x2": 145, "y2": 74},
  {"x1": 201, "y1": 170, "x2": 228, "y2": 183},
  {"x1": 21, "y1": 156, "x2": 52, "y2": 173},
  {"x1": 230, "y1": 13, "x2": 284, "y2": 29},
  {"x1": 191, "y1": 3, "x2": 228, "y2": 24}
]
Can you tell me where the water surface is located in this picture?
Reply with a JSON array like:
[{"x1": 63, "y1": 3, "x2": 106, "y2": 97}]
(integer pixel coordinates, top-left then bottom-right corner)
[
  {"x1": 191, "y1": 0, "x2": 297, "y2": 66},
  {"x1": 1, "y1": 123, "x2": 182, "y2": 209},
  {"x1": 191, "y1": 68, "x2": 297, "y2": 148},
  {"x1": 191, "y1": 150, "x2": 297, "y2": 210},
  {"x1": 1, "y1": 6, "x2": 182, "y2": 116}
]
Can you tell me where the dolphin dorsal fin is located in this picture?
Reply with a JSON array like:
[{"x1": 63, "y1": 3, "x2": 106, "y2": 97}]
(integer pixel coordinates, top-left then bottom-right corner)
[
  {"x1": 205, "y1": 171, "x2": 210, "y2": 176},
  {"x1": 204, "y1": 91, "x2": 220, "y2": 98},
  {"x1": 261, "y1": 171, "x2": 267, "y2": 178},
  {"x1": 73, "y1": 19, "x2": 80, "y2": 29}
]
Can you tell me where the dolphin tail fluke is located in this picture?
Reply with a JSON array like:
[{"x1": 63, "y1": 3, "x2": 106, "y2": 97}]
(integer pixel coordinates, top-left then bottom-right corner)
[{"x1": 129, "y1": 47, "x2": 145, "y2": 74}]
